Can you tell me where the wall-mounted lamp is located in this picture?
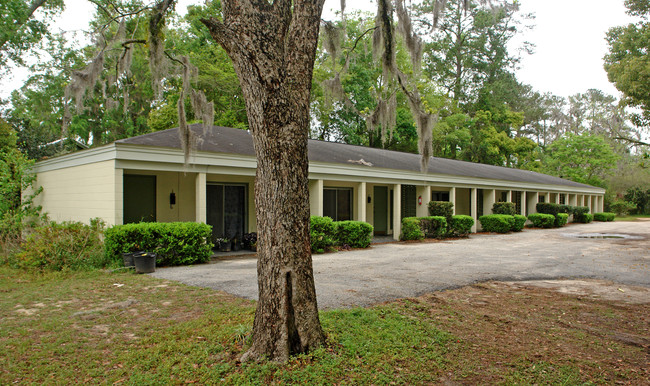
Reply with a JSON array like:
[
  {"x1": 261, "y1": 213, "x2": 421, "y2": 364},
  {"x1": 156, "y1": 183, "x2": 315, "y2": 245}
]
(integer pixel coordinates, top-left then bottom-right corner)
[
  {"x1": 170, "y1": 190, "x2": 176, "y2": 208},
  {"x1": 367, "y1": 196, "x2": 372, "y2": 204}
]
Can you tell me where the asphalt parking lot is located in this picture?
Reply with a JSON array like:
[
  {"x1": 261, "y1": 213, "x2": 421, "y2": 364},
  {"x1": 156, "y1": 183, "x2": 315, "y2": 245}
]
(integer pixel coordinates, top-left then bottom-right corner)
[{"x1": 150, "y1": 220, "x2": 650, "y2": 309}]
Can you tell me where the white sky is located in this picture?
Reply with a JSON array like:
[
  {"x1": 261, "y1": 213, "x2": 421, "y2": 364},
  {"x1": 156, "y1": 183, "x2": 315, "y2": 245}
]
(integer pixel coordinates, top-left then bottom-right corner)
[{"x1": 0, "y1": 0, "x2": 638, "y2": 101}]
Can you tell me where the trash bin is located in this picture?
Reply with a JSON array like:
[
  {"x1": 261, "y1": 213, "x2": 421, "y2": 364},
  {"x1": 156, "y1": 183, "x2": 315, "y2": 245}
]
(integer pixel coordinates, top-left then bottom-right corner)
[
  {"x1": 122, "y1": 252, "x2": 136, "y2": 267},
  {"x1": 133, "y1": 252, "x2": 156, "y2": 274}
]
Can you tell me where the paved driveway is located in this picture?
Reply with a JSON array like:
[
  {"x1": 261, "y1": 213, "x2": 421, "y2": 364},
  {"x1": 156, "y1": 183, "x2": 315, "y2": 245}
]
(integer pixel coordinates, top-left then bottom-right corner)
[{"x1": 150, "y1": 221, "x2": 650, "y2": 309}]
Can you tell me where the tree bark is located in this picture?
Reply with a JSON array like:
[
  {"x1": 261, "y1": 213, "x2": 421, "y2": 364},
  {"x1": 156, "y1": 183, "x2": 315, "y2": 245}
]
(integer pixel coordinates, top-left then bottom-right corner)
[{"x1": 201, "y1": 0, "x2": 326, "y2": 363}]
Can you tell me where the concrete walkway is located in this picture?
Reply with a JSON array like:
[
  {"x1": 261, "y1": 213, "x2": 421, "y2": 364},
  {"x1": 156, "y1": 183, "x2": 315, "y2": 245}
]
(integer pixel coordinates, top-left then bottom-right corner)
[{"x1": 150, "y1": 221, "x2": 650, "y2": 309}]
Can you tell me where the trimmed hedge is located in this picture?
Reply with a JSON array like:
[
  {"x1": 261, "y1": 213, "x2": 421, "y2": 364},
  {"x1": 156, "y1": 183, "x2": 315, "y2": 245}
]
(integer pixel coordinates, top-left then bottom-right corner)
[
  {"x1": 512, "y1": 215, "x2": 527, "y2": 232},
  {"x1": 593, "y1": 212, "x2": 615, "y2": 222},
  {"x1": 478, "y1": 214, "x2": 515, "y2": 233},
  {"x1": 528, "y1": 213, "x2": 555, "y2": 228},
  {"x1": 555, "y1": 213, "x2": 569, "y2": 227},
  {"x1": 401, "y1": 217, "x2": 424, "y2": 241},
  {"x1": 492, "y1": 202, "x2": 516, "y2": 216},
  {"x1": 419, "y1": 216, "x2": 447, "y2": 238},
  {"x1": 449, "y1": 215, "x2": 474, "y2": 237},
  {"x1": 428, "y1": 201, "x2": 454, "y2": 223},
  {"x1": 574, "y1": 213, "x2": 594, "y2": 223},
  {"x1": 573, "y1": 206, "x2": 592, "y2": 223},
  {"x1": 536, "y1": 202, "x2": 562, "y2": 216},
  {"x1": 335, "y1": 221, "x2": 374, "y2": 248},
  {"x1": 104, "y1": 222, "x2": 214, "y2": 266},
  {"x1": 310, "y1": 216, "x2": 336, "y2": 253}
]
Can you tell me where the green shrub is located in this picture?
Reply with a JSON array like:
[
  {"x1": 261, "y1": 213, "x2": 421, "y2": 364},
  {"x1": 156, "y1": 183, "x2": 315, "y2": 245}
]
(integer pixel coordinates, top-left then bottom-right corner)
[
  {"x1": 572, "y1": 206, "x2": 591, "y2": 223},
  {"x1": 593, "y1": 212, "x2": 615, "y2": 222},
  {"x1": 536, "y1": 202, "x2": 562, "y2": 216},
  {"x1": 555, "y1": 213, "x2": 569, "y2": 227},
  {"x1": 609, "y1": 200, "x2": 636, "y2": 216},
  {"x1": 334, "y1": 221, "x2": 373, "y2": 248},
  {"x1": 104, "y1": 222, "x2": 213, "y2": 266},
  {"x1": 400, "y1": 217, "x2": 424, "y2": 241},
  {"x1": 419, "y1": 216, "x2": 447, "y2": 238},
  {"x1": 512, "y1": 215, "x2": 527, "y2": 232},
  {"x1": 559, "y1": 205, "x2": 574, "y2": 214},
  {"x1": 427, "y1": 201, "x2": 454, "y2": 224},
  {"x1": 492, "y1": 202, "x2": 516, "y2": 215},
  {"x1": 574, "y1": 213, "x2": 594, "y2": 223},
  {"x1": 449, "y1": 215, "x2": 474, "y2": 237},
  {"x1": 13, "y1": 219, "x2": 109, "y2": 271},
  {"x1": 478, "y1": 214, "x2": 514, "y2": 233},
  {"x1": 528, "y1": 213, "x2": 555, "y2": 228},
  {"x1": 310, "y1": 216, "x2": 336, "y2": 253}
]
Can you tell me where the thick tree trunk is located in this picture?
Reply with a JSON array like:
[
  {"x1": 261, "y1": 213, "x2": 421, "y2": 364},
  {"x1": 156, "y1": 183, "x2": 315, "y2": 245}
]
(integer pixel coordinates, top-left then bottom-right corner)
[{"x1": 202, "y1": 0, "x2": 326, "y2": 362}]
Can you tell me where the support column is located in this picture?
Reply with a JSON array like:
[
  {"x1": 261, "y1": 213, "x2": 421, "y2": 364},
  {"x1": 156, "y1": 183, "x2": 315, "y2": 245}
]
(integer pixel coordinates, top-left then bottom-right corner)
[
  {"x1": 392, "y1": 184, "x2": 402, "y2": 240},
  {"x1": 356, "y1": 182, "x2": 367, "y2": 222},
  {"x1": 195, "y1": 172, "x2": 206, "y2": 223},
  {"x1": 308, "y1": 179, "x2": 323, "y2": 217},
  {"x1": 519, "y1": 193, "x2": 525, "y2": 216},
  {"x1": 449, "y1": 187, "x2": 456, "y2": 215},
  {"x1": 416, "y1": 185, "x2": 431, "y2": 217},
  {"x1": 554, "y1": 193, "x2": 560, "y2": 204},
  {"x1": 114, "y1": 168, "x2": 124, "y2": 226},
  {"x1": 483, "y1": 189, "x2": 496, "y2": 215},
  {"x1": 506, "y1": 190, "x2": 512, "y2": 203},
  {"x1": 470, "y1": 188, "x2": 477, "y2": 233},
  {"x1": 587, "y1": 195, "x2": 592, "y2": 213},
  {"x1": 527, "y1": 191, "x2": 538, "y2": 216},
  {"x1": 599, "y1": 195, "x2": 605, "y2": 212}
]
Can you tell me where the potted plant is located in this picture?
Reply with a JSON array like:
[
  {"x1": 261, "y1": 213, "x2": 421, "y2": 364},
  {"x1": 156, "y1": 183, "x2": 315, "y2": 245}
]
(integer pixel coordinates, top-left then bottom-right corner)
[
  {"x1": 242, "y1": 232, "x2": 257, "y2": 251},
  {"x1": 216, "y1": 238, "x2": 230, "y2": 252},
  {"x1": 132, "y1": 251, "x2": 156, "y2": 274}
]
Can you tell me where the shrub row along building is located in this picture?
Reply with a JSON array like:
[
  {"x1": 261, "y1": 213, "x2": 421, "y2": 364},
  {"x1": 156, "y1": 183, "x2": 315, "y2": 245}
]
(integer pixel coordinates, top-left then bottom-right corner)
[{"x1": 32, "y1": 125, "x2": 605, "y2": 241}]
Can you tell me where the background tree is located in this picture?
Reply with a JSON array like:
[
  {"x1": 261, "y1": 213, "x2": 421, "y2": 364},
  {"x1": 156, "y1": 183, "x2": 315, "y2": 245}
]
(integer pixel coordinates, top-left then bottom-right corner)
[
  {"x1": 542, "y1": 133, "x2": 619, "y2": 188},
  {"x1": 604, "y1": 0, "x2": 650, "y2": 146},
  {"x1": 0, "y1": 0, "x2": 65, "y2": 72}
]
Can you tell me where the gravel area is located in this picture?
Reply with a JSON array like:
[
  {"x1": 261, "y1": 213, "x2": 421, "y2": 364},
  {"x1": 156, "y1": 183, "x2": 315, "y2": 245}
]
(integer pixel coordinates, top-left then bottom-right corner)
[{"x1": 150, "y1": 221, "x2": 650, "y2": 309}]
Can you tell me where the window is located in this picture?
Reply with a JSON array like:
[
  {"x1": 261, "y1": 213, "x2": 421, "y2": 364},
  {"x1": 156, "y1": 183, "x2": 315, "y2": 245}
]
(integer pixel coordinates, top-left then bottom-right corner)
[
  {"x1": 401, "y1": 185, "x2": 416, "y2": 218},
  {"x1": 323, "y1": 188, "x2": 352, "y2": 221},
  {"x1": 431, "y1": 191, "x2": 450, "y2": 202}
]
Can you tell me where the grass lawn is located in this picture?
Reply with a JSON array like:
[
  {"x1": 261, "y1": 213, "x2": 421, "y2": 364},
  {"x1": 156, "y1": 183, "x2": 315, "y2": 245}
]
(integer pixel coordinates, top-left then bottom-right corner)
[
  {"x1": 614, "y1": 214, "x2": 650, "y2": 221},
  {"x1": 1, "y1": 266, "x2": 648, "y2": 384}
]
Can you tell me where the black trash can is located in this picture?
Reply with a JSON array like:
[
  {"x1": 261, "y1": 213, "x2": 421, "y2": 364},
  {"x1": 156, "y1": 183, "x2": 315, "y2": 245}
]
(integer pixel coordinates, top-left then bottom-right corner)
[
  {"x1": 122, "y1": 252, "x2": 136, "y2": 267},
  {"x1": 133, "y1": 252, "x2": 156, "y2": 274}
]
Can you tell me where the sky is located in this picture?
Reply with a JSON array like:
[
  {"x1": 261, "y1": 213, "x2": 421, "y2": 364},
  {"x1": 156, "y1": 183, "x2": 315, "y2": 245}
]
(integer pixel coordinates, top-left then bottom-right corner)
[{"x1": 0, "y1": 0, "x2": 638, "y2": 101}]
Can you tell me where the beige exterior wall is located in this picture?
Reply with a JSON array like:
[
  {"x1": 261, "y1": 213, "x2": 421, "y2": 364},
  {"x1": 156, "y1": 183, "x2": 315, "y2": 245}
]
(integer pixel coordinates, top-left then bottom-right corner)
[
  {"x1": 33, "y1": 160, "x2": 121, "y2": 225},
  {"x1": 455, "y1": 188, "x2": 471, "y2": 216}
]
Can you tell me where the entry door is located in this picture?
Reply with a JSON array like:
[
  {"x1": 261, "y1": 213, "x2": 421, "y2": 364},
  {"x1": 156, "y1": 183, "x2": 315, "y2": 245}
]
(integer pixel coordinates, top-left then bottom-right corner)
[
  {"x1": 206, "y1": 184, "x2": 247, "y2": 242},
  {"x1": 373, "y1": 186, "x2": 388, "y2": 235},
  {"x1": 123, "y1": 175, "x2": 156, "y2": 223}
]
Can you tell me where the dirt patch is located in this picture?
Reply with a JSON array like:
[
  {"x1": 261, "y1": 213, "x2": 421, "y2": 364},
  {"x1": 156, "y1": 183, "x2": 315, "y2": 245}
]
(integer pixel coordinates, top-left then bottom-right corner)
[
  {"x1": 509, "y1": 279, "x2": 650, "y2": 305},
  {"x1": 398, "y1": 280, "x2": 650, "y2": 384}
]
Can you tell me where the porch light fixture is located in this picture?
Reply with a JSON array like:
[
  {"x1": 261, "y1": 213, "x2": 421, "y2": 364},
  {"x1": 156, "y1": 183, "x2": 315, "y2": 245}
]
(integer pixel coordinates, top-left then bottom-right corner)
[{"x1": 170, "y1": 191, "x2": 176, "y2": 208}]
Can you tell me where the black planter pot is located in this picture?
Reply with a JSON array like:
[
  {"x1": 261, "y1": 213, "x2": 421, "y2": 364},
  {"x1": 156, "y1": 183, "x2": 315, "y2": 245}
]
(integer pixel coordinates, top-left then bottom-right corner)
[
  {"x1": 133, "y1": 252, "x2": 156, "y2": 274},
  {"x1": 219, "y1": 241, "x2": 231, "y2": 252},
  {"x1": 122, "y1": 252, "x2": 135, "y2": 267}
]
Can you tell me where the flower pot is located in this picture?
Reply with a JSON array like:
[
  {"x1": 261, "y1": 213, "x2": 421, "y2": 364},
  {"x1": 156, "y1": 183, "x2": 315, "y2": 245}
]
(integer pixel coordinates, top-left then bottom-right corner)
[
  {"x1": 133, "y1": 252, "x2": 156, "y2": 274},
  {"x1": 219, "y1": 242, "x2": 231, "y2": 252},
  {"x1": 122, "y1": 252, "x2": 136, "y2": 267},
  {"x1": 232, "y1": 242, "x2": 240, "y2": 252}
]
